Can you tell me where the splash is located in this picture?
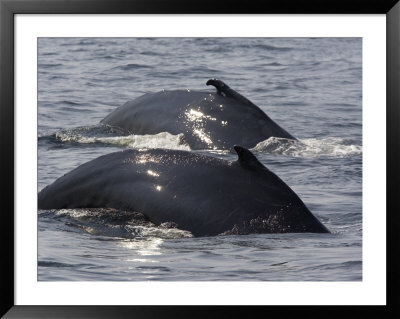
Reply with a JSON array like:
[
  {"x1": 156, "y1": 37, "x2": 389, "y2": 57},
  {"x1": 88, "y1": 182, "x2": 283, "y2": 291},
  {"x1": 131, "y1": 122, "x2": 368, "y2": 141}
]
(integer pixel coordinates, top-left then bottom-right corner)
[
  {"x1": 252, "y1": 137, "x2": 362, "y2": 158},
  {"x1": 39, "y1": 208, "x2": 193, "y2": 239},
  {"x1": 55, "y1": 130, "x2": 191, "y2": 151}
]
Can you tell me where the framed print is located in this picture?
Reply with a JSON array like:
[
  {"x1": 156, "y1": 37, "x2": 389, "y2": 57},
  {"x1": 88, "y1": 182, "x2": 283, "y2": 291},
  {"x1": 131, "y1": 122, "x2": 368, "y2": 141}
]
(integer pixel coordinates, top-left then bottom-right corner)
[{"x1": 1, "y1": 0, "x2": 399, "y2": 318}]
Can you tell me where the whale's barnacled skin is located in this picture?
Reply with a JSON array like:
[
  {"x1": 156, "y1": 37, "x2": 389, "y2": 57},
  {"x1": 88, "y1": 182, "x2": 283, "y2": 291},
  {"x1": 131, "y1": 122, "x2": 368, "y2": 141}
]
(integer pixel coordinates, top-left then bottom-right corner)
[
  {"x1": 100, "y1": 79, "x2": 296, "y2": 150},
  {"x1": 38, "y1": 146, "x2": 329, "y2": 237}
]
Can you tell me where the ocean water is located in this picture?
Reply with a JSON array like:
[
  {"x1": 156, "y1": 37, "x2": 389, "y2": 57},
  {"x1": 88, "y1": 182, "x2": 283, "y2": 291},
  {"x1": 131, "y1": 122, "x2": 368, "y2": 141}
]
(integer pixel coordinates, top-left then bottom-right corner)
[{"x1": 38, "y1": 37, "x2": 362, "y2": 281}]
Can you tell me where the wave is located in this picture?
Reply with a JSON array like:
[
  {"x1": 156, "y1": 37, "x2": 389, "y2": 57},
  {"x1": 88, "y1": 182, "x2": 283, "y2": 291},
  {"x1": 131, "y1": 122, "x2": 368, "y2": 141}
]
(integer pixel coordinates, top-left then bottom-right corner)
[
  {"x1": 112, "y1": 63, "x2": 153, "y2": 71},
  {"x1": 41, "y1": 125, "x2": 361, "y2": 157},
  {"x1": 39, "y1": 208, "x2": 193, "y2": 239},
  {"x1": 252, "y1": 137, "x2": 362, "y2": 158},
  {"x1": 39, "y1": 125, "x2": 191, "y2": 151},
  {"x1": 55, "y1": 130, "x2": 190, "y2": 151}
]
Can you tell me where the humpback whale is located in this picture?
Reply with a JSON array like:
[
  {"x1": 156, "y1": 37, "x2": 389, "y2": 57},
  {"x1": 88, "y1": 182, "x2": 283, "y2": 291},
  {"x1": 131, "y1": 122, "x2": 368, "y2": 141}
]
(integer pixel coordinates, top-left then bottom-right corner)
[
  {"x1": 38, "y1": 146, "x2": 329, "y2": 237},
  {"x1": 101, "y1": 79, "x2": 296, "y2": 150}
]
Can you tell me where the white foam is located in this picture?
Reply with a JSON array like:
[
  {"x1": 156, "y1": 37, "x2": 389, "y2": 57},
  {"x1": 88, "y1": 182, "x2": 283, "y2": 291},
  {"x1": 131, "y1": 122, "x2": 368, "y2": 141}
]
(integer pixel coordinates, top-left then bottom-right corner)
[
  {"x1": 54, "y1": 208, "x2": 89, "y2": 218},
  {"x1": 45, "y1": 208, "x2": 194, "y2": 239},
  {"x1": 252, "y1": 137, "x2": 362, "y2": 158},
  {"x1": 55, "y1": 131, "x2": 191, "y2": 151},
  {"x1": 125, "y1": 225, "x2": 193, "y2": 240}
]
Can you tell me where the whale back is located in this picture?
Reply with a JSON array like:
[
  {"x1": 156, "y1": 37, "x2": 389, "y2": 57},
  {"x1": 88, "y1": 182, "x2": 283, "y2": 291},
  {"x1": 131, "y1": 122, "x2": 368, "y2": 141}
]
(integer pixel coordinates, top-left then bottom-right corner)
[
  {"x1": 101, "y1": 80, "x2": 296, "y2": 150},
  {"x1": 38, "y1": 148, "x2": 329, "y2": 236}
]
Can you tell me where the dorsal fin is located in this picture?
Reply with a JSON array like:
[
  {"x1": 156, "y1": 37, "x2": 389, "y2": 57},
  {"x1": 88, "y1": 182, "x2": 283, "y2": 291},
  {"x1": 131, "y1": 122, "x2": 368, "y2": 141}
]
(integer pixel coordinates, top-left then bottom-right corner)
[
  {"x1": 206, "y1": 79, "x2": 255, "y2": 106},
  {"x1": 234, "y1": 145, "x2": 267, "y2": 171},
  {"x1": 206, "y1": 78, "x2": 228, "y2": 96}
]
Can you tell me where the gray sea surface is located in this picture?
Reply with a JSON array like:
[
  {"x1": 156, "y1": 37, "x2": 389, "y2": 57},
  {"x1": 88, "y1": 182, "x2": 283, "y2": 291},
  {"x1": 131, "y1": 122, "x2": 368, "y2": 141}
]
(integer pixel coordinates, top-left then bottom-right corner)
[{"x1": 38, "y1": 37, "x2": 362, "y2": 281}]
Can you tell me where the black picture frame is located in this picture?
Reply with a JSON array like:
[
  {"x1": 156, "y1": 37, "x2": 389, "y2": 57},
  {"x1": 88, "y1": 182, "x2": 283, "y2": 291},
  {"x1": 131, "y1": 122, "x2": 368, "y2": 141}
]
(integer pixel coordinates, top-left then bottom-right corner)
[{"x1": 1, "y1": 0, "x2": 399, "y2": 318}]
